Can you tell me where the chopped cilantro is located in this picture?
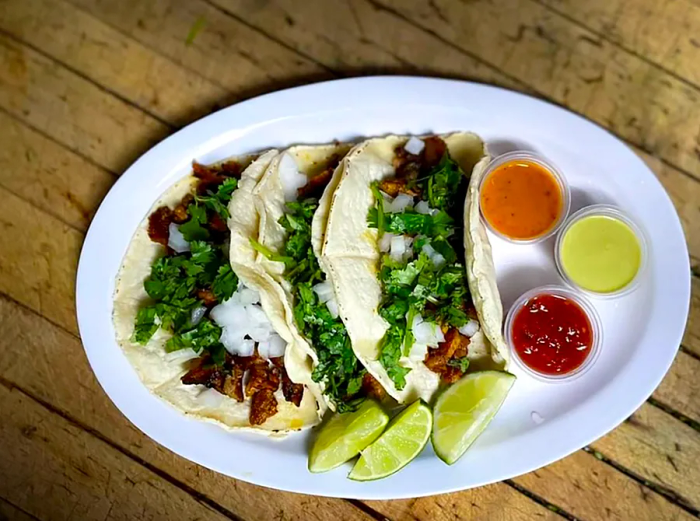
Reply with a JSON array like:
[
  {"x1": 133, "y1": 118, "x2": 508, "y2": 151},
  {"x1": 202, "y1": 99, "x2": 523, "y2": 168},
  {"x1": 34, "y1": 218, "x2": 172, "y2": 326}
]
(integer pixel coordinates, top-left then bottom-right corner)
[
  {"x1": 132, "y1": 306, "x2": 159, "y2": 344},
  {"x1": 166, "y1": 317, "x2": 222, "y2": 353},
  {"x1": 179, "y1": 204, "x2": 209, "y2": 242},
  {"x1": 195, "y1": 178, "x2": 238, "y2": 220},
  {"x1": 422, "y1": 153, "x2": 463, "y2": 212},
  {"x1": 133, "y1": 180, "x2": 239, "y2": 349},
  {"x1": 212, "y1": 264, "x2": 237, "y2": 302},
  {"x1": 366, "y1": 145, "x2": 473, "y2": 388},
  {"x1": 448, "y1": 357, "x2": 470, "y2": 372},
  {"x1": 277, "y1": 199, "x2": 367, "y2": 412}
]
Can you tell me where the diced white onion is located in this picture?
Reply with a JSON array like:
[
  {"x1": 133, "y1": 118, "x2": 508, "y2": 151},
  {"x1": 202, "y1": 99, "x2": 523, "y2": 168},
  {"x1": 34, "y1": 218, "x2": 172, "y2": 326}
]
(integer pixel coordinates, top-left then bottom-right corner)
[
  {"x1": 167, "y1": 223, "x2": 190, "y2": 253},
  {"x1": 415, "y1": 200, "x2": 438, "y2": 216},
  {"x1": 164, "y1": 348, "x2": 200, "y2": 363},
  {"x1": 412, "y1": 316, "x2": 444, "y2": 347},
  {"x1": 404, "y1": 136, "x2": 425, "y2": 155},
  {"x1": 258, "y1": 333, "x2": 286, "y2": 359},
  {"x1": 378, "y1": 232, "x2": 395, "y2": 253},
  {"x1": 385, "y1": 194, "x2": 414, "y2": 213},
  {"x1": 199, "y1": 388, "x2": 225, "y2": 408},
  {"x1": 390, "y1": 235, "x2": 414, "y2": 262},
  {"x1": 210, "y1": 281, "x2": 276, "y2": 358},
  {"x1": 325, "y1": 297, "x2": 339, "y2": 318},
  {"x1": 190, "y1": 306, "x2": 207, "y2": 327},
  {"x1": 408, "y1": 342, "x2": 429, "y2": 361},
  {"x1": 220, "y1": 331, "x2": 256, "y2": 356},
  {"x1": 458, "y1": 319, "x2": 480, "y2": 338},
  {"x1": 422, "y1": 243, "x2": 446, "y2": 269},
  {"x1": 380, "y1": 191, "x2": 392, "y2": 211},
  {"x1": 279, "y1": 152, "x2": 307, "y2": 202},
  {"x1": 236, "y1": 287, "x2": 260, "y2": 306},
  {"x1": 312, "y1": 281, "x2": 334, "y2": 303}
]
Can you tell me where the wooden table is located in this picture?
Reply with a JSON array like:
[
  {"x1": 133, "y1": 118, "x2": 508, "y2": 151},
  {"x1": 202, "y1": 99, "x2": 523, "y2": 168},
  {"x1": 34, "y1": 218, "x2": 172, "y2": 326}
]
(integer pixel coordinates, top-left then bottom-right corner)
[{"x1": 0, "y1": 0, "x2": 698, "y2": 519}]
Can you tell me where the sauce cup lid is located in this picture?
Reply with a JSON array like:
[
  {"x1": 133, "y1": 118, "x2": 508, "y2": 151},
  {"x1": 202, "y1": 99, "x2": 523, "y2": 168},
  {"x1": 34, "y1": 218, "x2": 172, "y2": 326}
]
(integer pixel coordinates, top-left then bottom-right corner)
[
  {"x1": 479, "y1": 151, "x2": 571, "y2": 245},
  {"x1": 505, "y1": 285, "x2": 603, "y2": 383},
  {"x1": 554, "y1": 204, "x2": 649, "y2": 299}
]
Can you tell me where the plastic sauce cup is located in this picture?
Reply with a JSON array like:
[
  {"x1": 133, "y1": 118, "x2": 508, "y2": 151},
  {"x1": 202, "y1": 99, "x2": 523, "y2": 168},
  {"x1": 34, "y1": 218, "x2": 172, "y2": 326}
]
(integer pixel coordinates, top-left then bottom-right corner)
[
  {"x1": 505, "y1": 285, "x2": 603, "y2": 383},
  {"x1": 555, "y1": 205, "x2": 648, "y2": 298},
  {"x1": 479, "y1": 151, "x2": 571, "y2": 244}
]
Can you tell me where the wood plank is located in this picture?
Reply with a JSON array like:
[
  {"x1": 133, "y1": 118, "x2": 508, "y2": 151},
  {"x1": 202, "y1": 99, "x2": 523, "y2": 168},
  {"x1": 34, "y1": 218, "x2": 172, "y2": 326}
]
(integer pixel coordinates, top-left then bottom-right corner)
[
  {"x1": 591, "y1": 402, "x2": 700, "y2": 511},
  {"x1": 0, "y1": 0, "x2": 231, "y2": 127},
  {"x1": 0, "y1": 294, "x2": 542, "y2": 521},
  {"x1": 0, "y1": 384, "x2": 231, "y2": 521},
  {"x1": 365, "y1": 486, "x2": 560, "y2": 520},
  {"x1": 0, "y1": 187, "x2": 80, "y2": 334},
  {"x1": 0, "y1": 111, "x2": 115, "y2": 231},
  {"x1": 372, "y1": 0, "x2": 700, "y2": 178},
  {"x1": 205, "y1": 0, "x2": 518, "y2": 88},
  {"x1": 0, "y1": 32, "x2": 169, "y2": 173},
  {"x1": 654, "y1": 350, "x2": 700, "y2": 424},
  {"x1": 538, "y1": 0, "x2": 700, "y2": 87},
  {"x1": 0, "y1": 498, "x2": 39, "y2": 521},
  {"x1": 69, "y1": 0, "x2": 332, "y2": 94},
  {"x1": 513, "y1": 450, "x2": 696, "y2": 521},
  {"x1": 212, "y1": 0, "x2": 700, "y2": 178}
]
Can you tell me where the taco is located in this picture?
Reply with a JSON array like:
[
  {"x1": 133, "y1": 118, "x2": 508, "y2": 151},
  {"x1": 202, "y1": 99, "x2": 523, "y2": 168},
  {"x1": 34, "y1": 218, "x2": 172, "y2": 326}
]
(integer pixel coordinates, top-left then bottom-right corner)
[
  {"x1": 320, "y1": 133, "x2": 509, "y2": 403},
  {"x1": 113, "y1": 152, "x2": 324, "y2": 433},
  {"x1": 249, "y1": 145, "x2": 389, "y2": 412}
]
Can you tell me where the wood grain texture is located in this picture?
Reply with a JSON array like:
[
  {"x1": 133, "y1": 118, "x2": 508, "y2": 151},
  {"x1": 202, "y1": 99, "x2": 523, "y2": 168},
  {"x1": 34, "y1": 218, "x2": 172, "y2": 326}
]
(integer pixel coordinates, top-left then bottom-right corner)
[
  {"x1": 0, "y1": 33, "x2": 169, "y2": 173},
  {"x1": 0, "y1": 187, "x2": 80, "y2": 333},
  {"x1": 537, "y1": 0, "x2": 700, "y2": 87},
  {"x1": 0, "y1": 383, "x2": 231, "y2": 521},
  {"x1": 591, "y1": 403, "x2": 700, "y2": 511},
  {"x1": 69, "y1": 0, "x2": 332, "y2": 95},
  {"x1": 654, "y1": 350, "x2": 700, "y2": 424},
  {"x1": 0, "y1": 0, "x2": 232, "y2": 126},
  {"x1": 0, "y1": 294, "x2": 543, "y2": 521},
  {"x1": 365, "y1": 486, "x2": 561, "y2": 520},
  {"x1": 0, "y1": 111, "x2": 115, "y2": 231},
  {"x1": 513, "y1": 450, "x2": 696, "y2": 521},
  {"x1": 682, "y1": 277, "x2": 700, "y2": 356},
  {"x1": 371, "y1": 0, "x2": 700, "y2": 178}
]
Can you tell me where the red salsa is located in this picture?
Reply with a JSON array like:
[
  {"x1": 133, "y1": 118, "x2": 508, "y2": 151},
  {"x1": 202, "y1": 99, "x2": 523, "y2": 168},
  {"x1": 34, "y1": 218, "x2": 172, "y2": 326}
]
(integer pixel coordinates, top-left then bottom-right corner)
[{"x1": 511, "y1": 294, "x2": 593, "y2": 376}]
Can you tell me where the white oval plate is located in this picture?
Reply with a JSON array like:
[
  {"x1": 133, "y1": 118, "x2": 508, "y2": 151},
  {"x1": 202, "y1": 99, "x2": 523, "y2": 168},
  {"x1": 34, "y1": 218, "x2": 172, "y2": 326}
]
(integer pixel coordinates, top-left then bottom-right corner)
[{"x1": 77, "y1": 77, "x2": 690, "y2": 499}]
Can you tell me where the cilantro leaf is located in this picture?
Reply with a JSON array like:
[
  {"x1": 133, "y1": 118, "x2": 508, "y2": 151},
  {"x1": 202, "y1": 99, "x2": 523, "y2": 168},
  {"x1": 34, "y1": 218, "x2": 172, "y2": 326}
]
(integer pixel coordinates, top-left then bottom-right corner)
[
  {"x1": 423, "y1": 153, "x2": 464, "y2": 212},
  {"x1": 448, "y1": 357, "x2": 470, "y2": 372},
  {"x1": 132, "y1": 306, "x2": 159, "y2": 344},
  {"x1": 369, "y1": 182, "x2": 385, "y2": 236},
  {"x1": 195, "y1": 178, "x2": 238, "y2": 220},
  {"x1": 165, "y1": 318, "x2": 222, "y2": 354},
  {"x1": 378, "y1": 324, "x2": 411, "y2": 389},
  {"x1": 212, "y1": 263, "x2": 237, "y2": 302},
  {"x1": 179, "y1": 204, "x2": 210, "y2": 242}
]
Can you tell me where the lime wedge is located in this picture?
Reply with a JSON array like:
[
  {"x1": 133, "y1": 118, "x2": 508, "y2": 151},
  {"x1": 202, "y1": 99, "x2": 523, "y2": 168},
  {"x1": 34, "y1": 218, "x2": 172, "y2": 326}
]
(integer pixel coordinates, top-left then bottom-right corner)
[
  {"x1": 348, "y1": 400, "x2": 432, "y2": 481},
  {"x1": 308, "y1": 399, "x2": 389, "y2": 473},
  {"x1": 432, "y1": 371, "x2": 515, "y2": 465}
]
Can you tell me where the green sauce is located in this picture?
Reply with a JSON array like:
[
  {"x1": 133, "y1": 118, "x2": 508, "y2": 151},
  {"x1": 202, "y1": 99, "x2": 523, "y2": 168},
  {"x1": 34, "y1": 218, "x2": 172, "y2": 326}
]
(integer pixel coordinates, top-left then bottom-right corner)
[{"x1": 560, "y1": 215, "x2": 641, "y2": 293}]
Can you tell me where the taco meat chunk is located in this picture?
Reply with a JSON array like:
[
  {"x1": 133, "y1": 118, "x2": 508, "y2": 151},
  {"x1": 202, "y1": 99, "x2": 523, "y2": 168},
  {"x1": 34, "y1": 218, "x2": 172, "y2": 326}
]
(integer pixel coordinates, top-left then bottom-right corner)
[
  {"x1": 245, "y1": 357, "x2": 281, "y2": 397},
  {"x1": 196, "y1": 288, "x2": 218, "y2": 307},
  {"x1": 222, "y1": 363, "x2": 245, "y2": 402},
  {"x1": 379, "y1": 177, "x2": 421, "y2": 198},
  {"x1": 271, "y1": 357, "x2": 304, "y2": 407},
  {"x1": 361, "y1": 372, "x2": 386, "y2": 401},
  {"x1": 172, "y1": 194, "x2": 194, "y2": 223},
  {"x1": 250, "y1": 389, "x2": 279, "y2": 425},
  {"x1": 181, "y1": 359, "x2": 226, "y2": 393},
  {"x1": 424, "y1": 328, "x2": 470, "y2": 383},
  {"x1": 297, "y1": 155, "x2": 342, "y2": 199},
  {"x1": 147, "y1": 206, "x2": 173, "y2": 246},
  {"x1": 421, "y1": 136, "x2": 447, "y2": 168}
]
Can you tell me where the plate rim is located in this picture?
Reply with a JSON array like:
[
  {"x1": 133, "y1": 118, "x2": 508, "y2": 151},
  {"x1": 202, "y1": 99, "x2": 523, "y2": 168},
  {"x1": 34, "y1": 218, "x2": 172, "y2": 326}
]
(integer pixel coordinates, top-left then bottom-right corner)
[{"x1": 76, "y1": 76, "x2": 691, "y2": 499}]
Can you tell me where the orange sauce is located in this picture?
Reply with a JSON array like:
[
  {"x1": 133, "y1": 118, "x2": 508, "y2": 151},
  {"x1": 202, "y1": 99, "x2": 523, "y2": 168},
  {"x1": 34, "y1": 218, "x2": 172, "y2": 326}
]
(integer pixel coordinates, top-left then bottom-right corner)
[{"x1": 480, "y1": 160, "x2": 562, "y2": 240}]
